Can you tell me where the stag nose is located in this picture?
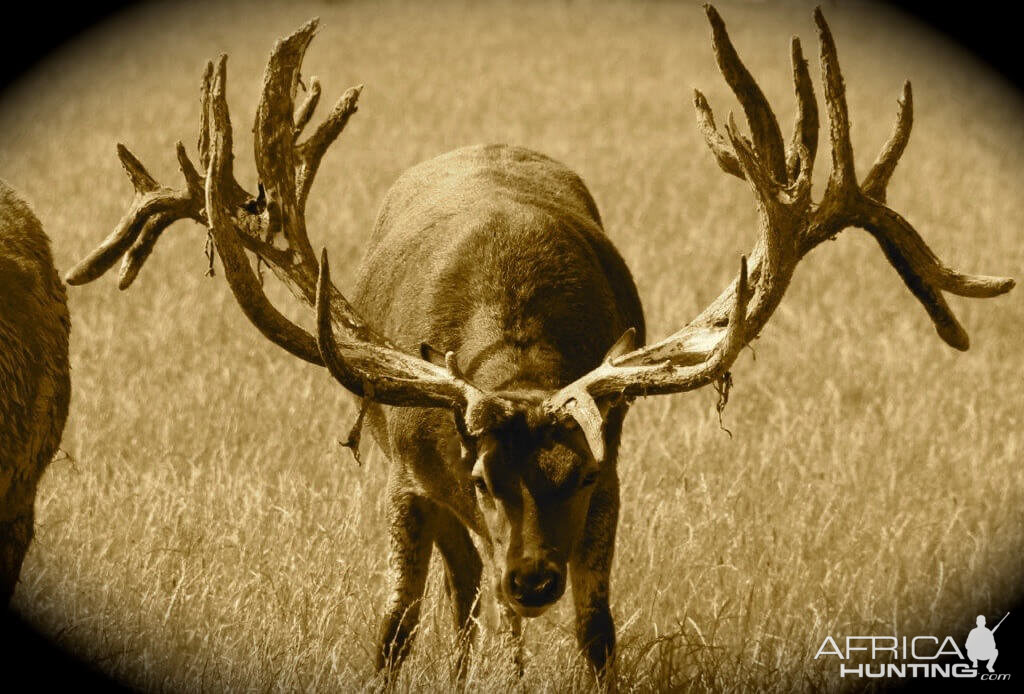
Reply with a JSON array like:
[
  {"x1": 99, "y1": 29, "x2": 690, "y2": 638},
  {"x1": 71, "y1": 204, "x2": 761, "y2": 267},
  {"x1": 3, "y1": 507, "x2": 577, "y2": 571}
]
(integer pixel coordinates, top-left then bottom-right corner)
[{"x1": 506, "y1": 560, "x2": 565, "y2": 608}]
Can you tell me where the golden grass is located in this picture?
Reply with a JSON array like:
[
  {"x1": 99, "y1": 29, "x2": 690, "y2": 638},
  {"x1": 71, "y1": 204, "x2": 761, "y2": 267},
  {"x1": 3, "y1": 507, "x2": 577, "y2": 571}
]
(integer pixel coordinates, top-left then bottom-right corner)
[{"x1": 1, "y1": 0, "x2": 1022, "y2": 691}]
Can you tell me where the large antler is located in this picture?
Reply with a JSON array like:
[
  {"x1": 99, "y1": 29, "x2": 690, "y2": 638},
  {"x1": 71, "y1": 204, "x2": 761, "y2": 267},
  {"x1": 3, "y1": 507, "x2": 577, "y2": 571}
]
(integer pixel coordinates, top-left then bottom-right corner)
[
  {"x1": 65, "y1": 19, "x2": 511, "y2": 431},
  {"x1": 542, "y1": 6, "x2": 1014, "y2": 443}
]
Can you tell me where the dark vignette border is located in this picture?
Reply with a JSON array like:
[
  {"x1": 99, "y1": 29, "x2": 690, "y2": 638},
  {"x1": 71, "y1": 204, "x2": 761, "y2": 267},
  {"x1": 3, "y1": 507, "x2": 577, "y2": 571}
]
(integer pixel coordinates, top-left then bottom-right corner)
[
  {"x1": 5, "y1": 2, "x2": 1021, "y2": 96},
  {"x1": 1, "y1": 2, "x2": 1021, "y2": 691}
]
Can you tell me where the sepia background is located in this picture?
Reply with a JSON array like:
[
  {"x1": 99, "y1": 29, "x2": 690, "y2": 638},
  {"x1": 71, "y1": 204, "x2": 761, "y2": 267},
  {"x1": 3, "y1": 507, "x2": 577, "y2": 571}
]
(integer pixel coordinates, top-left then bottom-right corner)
[{"x1": 1, "y1": 0, "x2": 1022, "y2": 690}]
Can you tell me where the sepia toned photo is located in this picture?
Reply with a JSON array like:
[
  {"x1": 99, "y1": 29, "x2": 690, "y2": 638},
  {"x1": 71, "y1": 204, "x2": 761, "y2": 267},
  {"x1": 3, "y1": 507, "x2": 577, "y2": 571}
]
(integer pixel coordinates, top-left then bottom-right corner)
[{"x1": 1, "y1": 1, "x2": 1021, "y2": 691}]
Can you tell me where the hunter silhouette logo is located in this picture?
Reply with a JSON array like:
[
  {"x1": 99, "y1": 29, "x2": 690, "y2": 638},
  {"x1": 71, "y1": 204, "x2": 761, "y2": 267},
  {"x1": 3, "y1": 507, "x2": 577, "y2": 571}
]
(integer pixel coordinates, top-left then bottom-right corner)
[
  {"x1": 967, "y1": 613, "x2": 1007, "y2": 673},
  {"x1": 814, "y1": 612, "x2": 1012, "y2": 681}
]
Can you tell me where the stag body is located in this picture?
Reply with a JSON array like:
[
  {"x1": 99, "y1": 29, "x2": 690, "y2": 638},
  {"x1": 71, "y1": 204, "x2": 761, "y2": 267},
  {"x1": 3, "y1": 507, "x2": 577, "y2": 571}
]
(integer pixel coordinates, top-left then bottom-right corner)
[
  {"x1": 66, "y1": 6, "x2": 1013, "y2": 682},
  {"x1": 0, "y1": 181, "x2": 71, "y2": 606},
  {"x1": 352, "y1": 144, "x2": 644, "y2": 669}
]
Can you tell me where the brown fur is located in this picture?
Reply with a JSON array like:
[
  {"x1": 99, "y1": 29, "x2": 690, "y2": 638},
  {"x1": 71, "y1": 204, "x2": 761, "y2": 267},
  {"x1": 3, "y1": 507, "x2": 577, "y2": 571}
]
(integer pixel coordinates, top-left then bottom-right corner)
[
  {"x1": 0, "y1": 180, "x2": 71, "y2": 606},
  {"x1": 352, "y1": 144, "x2": 644, "y2": 676}
]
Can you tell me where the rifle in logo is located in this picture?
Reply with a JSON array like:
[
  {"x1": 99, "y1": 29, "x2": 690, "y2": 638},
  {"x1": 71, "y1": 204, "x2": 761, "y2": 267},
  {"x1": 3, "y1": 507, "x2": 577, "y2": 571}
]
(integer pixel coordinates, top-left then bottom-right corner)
[{"x1": 967, "y1": 612, "x2": 1008, "y2": 673}]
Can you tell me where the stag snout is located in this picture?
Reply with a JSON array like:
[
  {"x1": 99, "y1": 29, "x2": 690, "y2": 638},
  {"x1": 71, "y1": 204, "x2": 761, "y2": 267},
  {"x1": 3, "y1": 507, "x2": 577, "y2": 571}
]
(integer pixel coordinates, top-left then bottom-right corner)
[{"x1": 504, "y1": 557, "x2": 566, "y2": 616}]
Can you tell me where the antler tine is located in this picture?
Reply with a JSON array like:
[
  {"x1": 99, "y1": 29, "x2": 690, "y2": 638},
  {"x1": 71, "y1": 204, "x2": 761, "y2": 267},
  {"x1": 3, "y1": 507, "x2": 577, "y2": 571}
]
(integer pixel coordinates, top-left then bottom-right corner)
[
  {"x1": 704, "y1": 3, "x2": 787, "y2": 182},
  {"x1": 787, "y1": 36, "x2": 818, "y2": 183},
  {"x1": 204, "y1": 59, "x2": 252, "y2": 208},
  {"x1": 294, "y1": 76, "x2": 322, "y2": 140},
  {"x1": 249, "y1": 16, "x2": 363, "y2": 297},
  {"x1": 693, "y1": 89, "x2": 744, "y2": 179},
  {"x1": 198, "y1": 61, "x2": 214, "y2": 171},
  {"x1": 814, "y1": 8, "x2": 856, "y2": 195},
  {"x1": 119, "y1": 144, "x2": 159, "y2": 193},
  {"x1": 207, "y1": 54, "x2": 258, "y2": 208},
  {"x1": 724, "y1": 113, "x2": 781, "y2": 209},
  {"x1": 254, "y1": 19, "x2": 318, "y2": 263},
  {"x1": 206, "y1": 56, "x2": 234, "y2": 215},
  {"x1": 176, "y1": 141, "x2": 205, "y2": 199},
  {"x1": 117, "y1": 210, "x2": 181, "y2": 288},
  {"x1": 296, "y1": 84, "x2": 362, "y2": 211},
  {"x1": 862, "y1": 81, "x2": 912, "y2": 202}
]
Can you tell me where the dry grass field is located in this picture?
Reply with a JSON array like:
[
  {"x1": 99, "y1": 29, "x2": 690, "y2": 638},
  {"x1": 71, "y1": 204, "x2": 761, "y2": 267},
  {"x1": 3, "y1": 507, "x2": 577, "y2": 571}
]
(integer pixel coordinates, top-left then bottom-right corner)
[{"x1": 1, "y1": 0, "x2": 1022, "y2": 691}]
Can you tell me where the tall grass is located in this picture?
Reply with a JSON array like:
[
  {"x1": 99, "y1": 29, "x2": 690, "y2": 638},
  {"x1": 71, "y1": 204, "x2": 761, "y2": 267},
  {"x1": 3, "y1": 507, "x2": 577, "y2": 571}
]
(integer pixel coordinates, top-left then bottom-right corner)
[{"x1": 1, "y1": 1, "x2": 1021, "y2": 690}]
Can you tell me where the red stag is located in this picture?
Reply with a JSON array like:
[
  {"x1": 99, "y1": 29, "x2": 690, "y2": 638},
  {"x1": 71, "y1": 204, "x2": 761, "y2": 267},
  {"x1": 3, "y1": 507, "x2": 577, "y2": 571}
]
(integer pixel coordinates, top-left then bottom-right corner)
[
  {"x1": 65, "y1": 6, "x2": 1013, "y2": 678},
  {"x1": 1, "y1": 181, "x2": 71, "y2": 607}
]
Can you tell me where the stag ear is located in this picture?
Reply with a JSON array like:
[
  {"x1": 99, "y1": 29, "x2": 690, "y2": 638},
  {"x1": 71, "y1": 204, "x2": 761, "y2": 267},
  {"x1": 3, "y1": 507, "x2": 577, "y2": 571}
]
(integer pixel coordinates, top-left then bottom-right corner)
[{"x1": 603, "y1": 327, "x2": 638, "y2": 362}]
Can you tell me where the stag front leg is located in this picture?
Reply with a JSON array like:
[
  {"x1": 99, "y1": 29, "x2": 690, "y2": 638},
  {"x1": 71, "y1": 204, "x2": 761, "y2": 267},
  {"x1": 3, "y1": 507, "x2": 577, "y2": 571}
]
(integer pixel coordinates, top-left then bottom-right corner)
[
  {"x1": 571, "y1": 477, "x2": 619, "y2": 681},
  {"x1": 434, "y1": 507, "x2": 483, "y2": 679},
  {"x1": 376, "y1": 489, "x2": 435, "y2": 674}
]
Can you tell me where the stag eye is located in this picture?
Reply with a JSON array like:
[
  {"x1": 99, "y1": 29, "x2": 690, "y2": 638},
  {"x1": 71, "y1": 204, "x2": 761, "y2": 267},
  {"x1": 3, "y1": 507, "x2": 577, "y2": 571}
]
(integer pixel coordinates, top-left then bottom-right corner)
[
  {"x1": 472, "y1": 476, "x2": 490, "y2": 494},
  {"x1": 580, "y1": 470, "x2": 599, "y2": 488}
]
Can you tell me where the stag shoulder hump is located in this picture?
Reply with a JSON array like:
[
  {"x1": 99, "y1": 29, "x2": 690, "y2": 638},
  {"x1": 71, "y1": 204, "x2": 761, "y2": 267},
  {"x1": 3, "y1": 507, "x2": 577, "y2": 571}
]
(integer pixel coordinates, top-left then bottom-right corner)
[
  {"x1": 352, "y1": 145, "x2": 645, "y2": 387},
  {"x1": 370, "y1": 144, "x2": 603, "y2": 242}
]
